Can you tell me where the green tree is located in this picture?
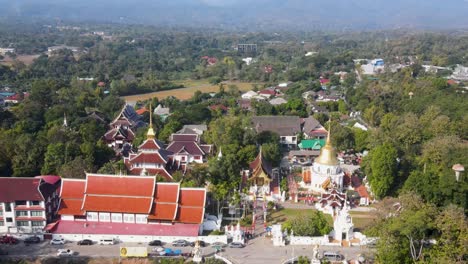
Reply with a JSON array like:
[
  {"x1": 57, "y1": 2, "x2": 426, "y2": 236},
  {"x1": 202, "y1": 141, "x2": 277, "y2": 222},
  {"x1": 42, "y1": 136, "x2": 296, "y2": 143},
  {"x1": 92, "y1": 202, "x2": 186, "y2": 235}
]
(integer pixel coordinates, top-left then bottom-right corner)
[
  {"x1": 363, "y1": 143, "x2": 398, "y2": 198},
  {"x1": 261, "y1": 143, "x2": 281, "y2": 167},
  {"x1": 41, "y1": 143, "x2": 65, "y2": 175}
]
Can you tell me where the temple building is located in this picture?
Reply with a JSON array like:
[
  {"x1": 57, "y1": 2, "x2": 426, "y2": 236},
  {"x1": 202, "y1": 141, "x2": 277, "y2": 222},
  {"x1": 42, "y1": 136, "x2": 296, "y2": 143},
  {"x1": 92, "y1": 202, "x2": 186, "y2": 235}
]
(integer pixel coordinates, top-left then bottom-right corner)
[
  {"x1": 124, "y1": 109, "x2": 173, "y2": 180},
  {"x1": 243, "y1": 149, "x2": 280, "y2": 200},
  {"x1": 300, "y1": 128, "x2": 344, "y2": 193},
  {"x1": 50, "y1": 173, "x2": 206, "y2": 242},
  {"x1": 166, "y1": 132, "x2": 212, "y2": 172},
  {"x1": 104, "y1": 104, "x2": 145, "y2": 154}
]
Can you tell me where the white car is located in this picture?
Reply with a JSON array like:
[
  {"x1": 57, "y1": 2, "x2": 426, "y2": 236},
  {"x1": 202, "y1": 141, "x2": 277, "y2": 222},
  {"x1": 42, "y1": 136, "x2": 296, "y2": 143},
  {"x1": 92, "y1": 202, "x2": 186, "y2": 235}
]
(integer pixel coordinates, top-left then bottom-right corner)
[
  {"x1": 57, "y1": 249, "x2": 74, "y2": 257},
  {"x1": 50, "y1": 238, "x2": 65, "y2": 245}
]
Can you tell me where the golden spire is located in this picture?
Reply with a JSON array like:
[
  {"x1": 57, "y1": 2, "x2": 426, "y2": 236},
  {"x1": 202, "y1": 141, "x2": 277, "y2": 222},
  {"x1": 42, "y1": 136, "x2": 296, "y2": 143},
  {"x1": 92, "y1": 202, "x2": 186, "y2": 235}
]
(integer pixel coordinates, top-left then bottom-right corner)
[
  {"x1": 147, "y1": 103, "x2": 155, "y2": 139},
  {"x1": 315, "y1": 121, "x2": 338, "y2": 166}
]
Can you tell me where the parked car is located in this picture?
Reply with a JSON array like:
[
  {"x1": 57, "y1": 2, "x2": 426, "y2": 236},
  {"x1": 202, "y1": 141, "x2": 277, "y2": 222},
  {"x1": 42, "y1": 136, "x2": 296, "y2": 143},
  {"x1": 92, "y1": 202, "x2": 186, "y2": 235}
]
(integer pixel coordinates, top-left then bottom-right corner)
[
  {"x1": 0, "y1": 236, "x2": 18, "y2": 245},
  {"x1": 148, "y1": 240, "x2": 162, "y2": 246},
  {"x1": 57, "y1": 249, "x2": 74, "y2": 257},
  {"x1": 171, "y1": 239, "x2": 189, "y2": 247},
  {"x1": 211, "y1": 242, "x2": 227, "y2": 248},
  {"x1": 50, "y1": 238, "x2": 65, "y2": 245},
  {"x1": 77, "y1": 239, "x2": 93, "y2": 245},
  {"x1": 190, "y1": 240, "x2": 206, "y2": 247},
  {"x1": 229, "y1": 242, "x2": 245, "y2": 248},
  {"x1": 24, "y1": 236, "x2": 41, "y2": 244},
  {"x1": 323, "y1": 251, "x2": 344, "y2": 262}
]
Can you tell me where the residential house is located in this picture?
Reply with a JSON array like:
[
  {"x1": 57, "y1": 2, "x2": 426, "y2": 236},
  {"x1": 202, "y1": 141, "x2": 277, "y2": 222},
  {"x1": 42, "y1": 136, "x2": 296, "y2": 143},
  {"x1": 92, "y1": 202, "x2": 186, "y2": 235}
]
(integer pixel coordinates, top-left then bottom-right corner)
[
  {"x1": 238, "y1": 99, "x2": 252, "y2": 111},
  {"x1": 252, "y1": 116, "x2": 302, "y2": 147},
  {"x1": 450, "y1": 64, "x2": 468, "y2": 81},
  {"x1": 51, "y1": 174, "x2": 206, "y2": 242},
  {"x1": 241, "y1": 91, "x2": 258, "y2": 100},
  {"x1": 4, "y1": 92, "x2": 29, "y2": 104},
  {"x1": 359, "y1": 59, "x2": 385, "y2": 75},
  {"x1": 298, "y1": 139, "x2": 326, "y2": 150},
  {"x1": 0, "y1": 176, "x2": 61, "y2": 235},
  {"x1": 0, "y1": 48, "x2": 15, "y2": 55},
  {"x1": 47, "y1": 45, "x2": 80, "y2": 55},
  {"x1": 258, "y1": 88, "x2": 277, "y2": 99},
  {"x1": 269, "y1": 97, "x2": 288, "y2": 106},
  {"x1": 302, "y1": 116, "x2": 328, "y2": 139},
  {"x1": 276, "y1": 82, "x2": 293, "y2": 92},
  {"x1": 154, "y1": 104, "x2": 171, "y2": 121}
]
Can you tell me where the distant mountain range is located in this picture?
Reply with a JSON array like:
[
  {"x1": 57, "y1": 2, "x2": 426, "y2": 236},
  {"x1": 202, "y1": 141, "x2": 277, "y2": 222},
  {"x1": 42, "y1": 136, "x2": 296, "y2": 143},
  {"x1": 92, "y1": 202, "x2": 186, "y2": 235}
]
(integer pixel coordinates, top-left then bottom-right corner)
[{"x1": 0, "y1": 0, "x2": 467, "y2": 30}]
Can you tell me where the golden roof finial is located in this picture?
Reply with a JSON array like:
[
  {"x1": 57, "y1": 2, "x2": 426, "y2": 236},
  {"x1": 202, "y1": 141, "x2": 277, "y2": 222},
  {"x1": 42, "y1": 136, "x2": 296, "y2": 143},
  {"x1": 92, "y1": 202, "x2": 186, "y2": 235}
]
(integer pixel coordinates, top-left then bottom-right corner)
[{"x1": 147, "y1": 103, "x2": 155, "y2": 139}]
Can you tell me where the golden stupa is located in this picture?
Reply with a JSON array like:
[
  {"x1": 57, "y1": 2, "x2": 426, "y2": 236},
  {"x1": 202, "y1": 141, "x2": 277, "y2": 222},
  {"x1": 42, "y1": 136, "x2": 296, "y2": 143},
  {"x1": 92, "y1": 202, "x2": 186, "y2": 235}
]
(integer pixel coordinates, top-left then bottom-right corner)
[
  {"x1": 147, "y1": 104, "x2": 156, "y2": 139},
  {"x1": 314, "y1": 124, "x2": 339, "y2": 166}
]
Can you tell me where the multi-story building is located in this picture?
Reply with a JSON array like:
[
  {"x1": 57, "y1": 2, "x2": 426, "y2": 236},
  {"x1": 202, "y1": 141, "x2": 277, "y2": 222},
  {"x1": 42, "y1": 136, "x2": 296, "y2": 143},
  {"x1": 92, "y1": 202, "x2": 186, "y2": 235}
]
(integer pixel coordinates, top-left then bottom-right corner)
[{"x1": 0, "y1": 176, "x2": 61, "y2": 234}]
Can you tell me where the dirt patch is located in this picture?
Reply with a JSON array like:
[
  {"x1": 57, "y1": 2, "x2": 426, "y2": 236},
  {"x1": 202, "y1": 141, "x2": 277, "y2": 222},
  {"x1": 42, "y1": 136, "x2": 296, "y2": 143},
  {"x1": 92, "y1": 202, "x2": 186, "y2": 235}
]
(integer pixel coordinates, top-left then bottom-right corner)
[
  {"x1": 0, "y1": 54, "x2": 41, "y2": 66},
  {"x1": 121, "y1": 81, "x2": 261, "y2": 102}
]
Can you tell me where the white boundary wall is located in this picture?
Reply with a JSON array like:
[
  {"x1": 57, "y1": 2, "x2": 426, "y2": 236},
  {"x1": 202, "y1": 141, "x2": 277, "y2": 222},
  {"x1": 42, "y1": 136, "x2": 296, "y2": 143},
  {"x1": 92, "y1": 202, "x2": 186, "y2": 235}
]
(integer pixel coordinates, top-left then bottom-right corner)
[{"x1": 52, "y1": 233, "x2": 227, "y2": 244}]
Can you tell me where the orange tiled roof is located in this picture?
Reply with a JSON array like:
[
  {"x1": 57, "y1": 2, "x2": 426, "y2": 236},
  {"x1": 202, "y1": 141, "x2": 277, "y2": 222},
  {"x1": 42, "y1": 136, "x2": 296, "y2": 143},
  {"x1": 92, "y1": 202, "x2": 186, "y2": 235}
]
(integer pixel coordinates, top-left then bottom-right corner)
[
  {"x1": 176, "y1": 188, "x2": 206, "y2": 224},
  {"x1": 58, "y1": 179, "x2": 86, "y2": 216},
  {"x1": 83, "y1": 195, "x2": 153, "y2": 214},
  {"x1": 155, "y1": 183, "x2": 179, "y2": 203},
  {"x1": 128, "y1": 152, "x2": 166, "y2": 165},
  {"x1": 148, "y1": 203, "x2": 178, "y2": 220},
  {"x1": 85, "y1": 174, "x2": 155, "y2": 197}
]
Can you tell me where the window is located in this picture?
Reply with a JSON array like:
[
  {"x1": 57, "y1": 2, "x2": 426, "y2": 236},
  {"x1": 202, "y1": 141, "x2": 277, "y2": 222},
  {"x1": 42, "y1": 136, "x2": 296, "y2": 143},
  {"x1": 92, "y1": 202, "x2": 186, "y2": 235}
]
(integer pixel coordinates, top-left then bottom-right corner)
[
  {"x1": 17, "y1": 221, "x2": 29, "y2": 227},
  {"x1": 16, "y1": 211, "x2": 28, "y2": 217},
  {"x1": 0, "y1": 221, "x2": 4, "y2": 226},
  {"x1": 281, "y1": 137, "x2": 286, "y2": 141},
  {"x1": 111, "y1": 213, "x2": 122, "y2": 223},
  {"x1": 99, "y1": 213, "x2": 110, "y2": 222},
  {"x1": 5, "y1": 203, "x2": 11, "y2": 212},
  {"x1": 195, "y1": 156, "x2": 201, "y2": 160},
  {"x1": 31, "y1": 201, "x2": 40, "y2": 206},
  {"x1": 31, "y1": 211, "x2": 43, "y2": 217},
  {"x1": 135, "y1": 215, "x2": 147, "y2": 224},
  {"x1": 123, "y1": 214, "x2": 134, "y2": 223},
  {"x1": 31, "y1": 221, "x2": 43, "y2": 227},
  {"x1": 86, "y1": 212, "x2": 98, "y2": 221},
  {"x1": 292, "y1": 137, "x2": 297, "y2": 141},
  {"x1": 15, "y1": 200, "x2": 26, "y2": 206},
  {"x1": 181, "y1": 156, "x2": 186, "y2": 161}
]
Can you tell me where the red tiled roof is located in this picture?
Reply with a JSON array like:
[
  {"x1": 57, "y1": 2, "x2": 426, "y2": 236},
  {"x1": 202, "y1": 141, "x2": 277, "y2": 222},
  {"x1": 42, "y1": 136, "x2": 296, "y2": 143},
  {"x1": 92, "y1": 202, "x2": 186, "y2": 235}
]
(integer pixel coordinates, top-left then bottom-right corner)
[
  {"x1": 52, "y1": 220, "x2": 200, "y2": 236},
  {"x1": 259, "y1": 89, "x2": 276, "y2": 95},
  {"x1": 128, "y1": 168, "x2": 172, "y2": 181},
  {"x1": 177, "y1": 188, "x2": 206, "y2": 224},
  {"x1": 59, "y1": 199, "x2": 84, "y2": 216},
  {"x1": 355, "y1": 185, "x2": 370, "y2": 199},
  {"x1": 148, "y1": 183, "x2": 179, "y2": 221},
  {"x1": 60, "y1": 179, "x2": 85, "y2": 199},
  {"x1": 128, "y1": 152, "x2": 166, "y2": 165},
  {"x1": 58, "y1": 179, "x2": 86, "y2": 216},
  {"x1": 148, "y1": 203, "x2": 178, "y2": 220},
  {"x1": 138, "y1": 139, "x2": 163, "y2": 150},
  {"x1": 166, "y1": 141, "x2": 204, "y2": 156},
  {"x1": 154, "y1": 183, "x2": 179, "y2": 203},
  {"x1": 85, "y1": 174, "x2": 155, "y2": 197},
  {"x1": 177, "y1": 206, "x2": 205, "y2": 224},
  {"x1": 171, "y1": 134, "x2": 198, "y2": 142},
  {"x1": 83, "y1": 195, "x2": 153, "y2": 214},
  {"x1": 81, "y1": 174, "x2": 155, "y2": 214},
  {"x1": 35, "y1": 175, "x2": 61, "y2": 185},
  {"x1": 136, "y1": 108, "x2": 148, "y2": 115},
  {"x1": 179, "y1": 188, "x2": 205, "y2": 207},
  {"x1": 0, "y1": 178, "x2": 43, "y2": 202},
  {"x1": 320, "y1": 78, "x2": 330, "y2": 84}
]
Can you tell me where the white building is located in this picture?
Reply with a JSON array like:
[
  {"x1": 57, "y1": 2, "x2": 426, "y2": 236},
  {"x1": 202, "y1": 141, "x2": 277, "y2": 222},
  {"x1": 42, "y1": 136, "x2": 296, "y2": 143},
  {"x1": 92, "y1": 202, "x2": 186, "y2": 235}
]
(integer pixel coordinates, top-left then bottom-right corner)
[
  {"x1": 333, "y1": 205, "x2": 354, "y2": 242},
  {"x1": 242, "y1": 91, "x2": 259, "y2": 99}
]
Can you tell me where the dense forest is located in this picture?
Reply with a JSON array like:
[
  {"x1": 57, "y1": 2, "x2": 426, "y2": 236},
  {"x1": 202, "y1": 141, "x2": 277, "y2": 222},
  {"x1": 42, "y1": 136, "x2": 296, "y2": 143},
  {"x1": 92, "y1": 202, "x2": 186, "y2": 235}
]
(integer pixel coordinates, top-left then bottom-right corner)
[{"x1": 0, "y1": 22, "x2": 467, "y2": 263}]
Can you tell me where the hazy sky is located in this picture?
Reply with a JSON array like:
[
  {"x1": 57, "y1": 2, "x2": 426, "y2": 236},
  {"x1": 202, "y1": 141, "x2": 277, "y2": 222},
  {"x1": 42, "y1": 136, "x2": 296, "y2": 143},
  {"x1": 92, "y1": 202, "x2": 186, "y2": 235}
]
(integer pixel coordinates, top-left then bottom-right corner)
[{"x1": 0, "y1": 0, "x2": 467, "y2": 30}]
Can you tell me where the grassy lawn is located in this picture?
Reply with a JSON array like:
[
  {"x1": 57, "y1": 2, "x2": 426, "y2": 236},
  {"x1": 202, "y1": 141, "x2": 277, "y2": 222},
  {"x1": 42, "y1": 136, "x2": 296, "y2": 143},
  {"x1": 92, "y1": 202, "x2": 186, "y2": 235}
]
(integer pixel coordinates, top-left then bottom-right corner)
[
  {"x1": 122, "y1": 80, "x2": 262, "y2": 102},
  {"x1": 269, "y1": 208, "x2": 333, "y2": 225}
]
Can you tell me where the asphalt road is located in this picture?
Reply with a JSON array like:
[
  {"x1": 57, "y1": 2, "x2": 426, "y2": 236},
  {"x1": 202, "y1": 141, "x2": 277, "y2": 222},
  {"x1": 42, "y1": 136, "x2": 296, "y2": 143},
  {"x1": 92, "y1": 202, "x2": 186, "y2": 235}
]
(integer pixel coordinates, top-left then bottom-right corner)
[{"x1": 0, "y1": 237, "x2": 375, "y2": 263}]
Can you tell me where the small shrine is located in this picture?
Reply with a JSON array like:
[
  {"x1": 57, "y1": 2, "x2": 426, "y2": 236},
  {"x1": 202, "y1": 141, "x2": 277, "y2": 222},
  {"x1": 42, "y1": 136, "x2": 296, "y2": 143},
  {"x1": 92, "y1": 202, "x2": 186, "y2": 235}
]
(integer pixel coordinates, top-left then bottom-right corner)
[
  {"x1": 271, "y1": 224, "x2": 285, "y2": 246},
  {"x1": 225, "y1": 223, "x2": 245, "y2": 245},
  {"x1": 333, "y1": 205, "x2": 354, "y2": 242}
]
